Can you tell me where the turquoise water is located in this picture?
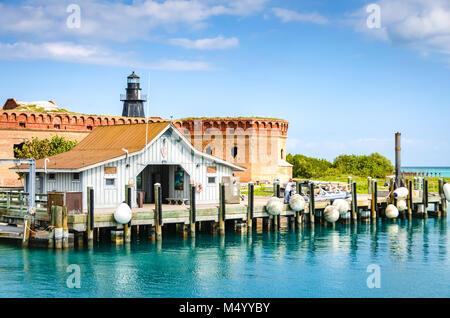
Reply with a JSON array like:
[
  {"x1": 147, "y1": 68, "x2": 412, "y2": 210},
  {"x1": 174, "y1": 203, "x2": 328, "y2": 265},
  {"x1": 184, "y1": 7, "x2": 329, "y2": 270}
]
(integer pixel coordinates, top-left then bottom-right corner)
[
  {"x1": 0, "y1": 218, "x2": 449, "y2": 298},
  {"x1": 403, "y1": 166, "x2": 450, "y2": 177}
]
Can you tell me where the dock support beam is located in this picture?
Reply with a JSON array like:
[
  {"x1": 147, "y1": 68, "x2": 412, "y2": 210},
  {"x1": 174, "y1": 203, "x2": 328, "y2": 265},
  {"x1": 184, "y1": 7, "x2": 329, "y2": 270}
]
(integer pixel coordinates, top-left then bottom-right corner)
[
  {"x1": 309, "y1": 182, "x2": 315, "y2": 224},
  {"x1": 407, "y1": 179, "x2": 413, "y2": 218},
  {"x1": 351, "y1": 181, "x2": 358, "y2": 221},
  {"x1": 87, "y1": 187, "x2": 94, "y2": 247},
  {"x1": 124, "y1": 185, "x2": 132, "y2": 243},
  {"x1": 190, "y1": 184, "x2": 196, "y2": 238},
  {"x1": 423, "y1": 179, "x2": 429, "y2": 218},
  {"x1": 55, "y1": 206, "x2": 63, "y2": 249},
  {"x1": 154, "y1": 183, "x2": 162, "y2": 241},
  {"x1": 62, "y1": 206, "x2": 69, "y2": 249},
  {"x1": 219, "y1": 183, "x2": 225, "y2": 235},
  {"x1": 247, "y1": 182, "x2": 254, "y2": 232},
  {"x1": 439, "y1": 179, "x2": 447, "y2": 217},
  {"x1": 395, "y1": 132, "x2": 402, "y2": 188},
  {"x1": 371, "y1": 179, "x2": 377, "y2": 220}
]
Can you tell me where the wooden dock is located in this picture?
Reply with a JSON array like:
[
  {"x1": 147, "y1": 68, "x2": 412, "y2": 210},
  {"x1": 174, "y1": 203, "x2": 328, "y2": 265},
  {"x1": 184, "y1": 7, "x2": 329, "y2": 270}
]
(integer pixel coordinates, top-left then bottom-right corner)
[{"x1": 0, "y1": 178, "x2": 447, "y2": 249}]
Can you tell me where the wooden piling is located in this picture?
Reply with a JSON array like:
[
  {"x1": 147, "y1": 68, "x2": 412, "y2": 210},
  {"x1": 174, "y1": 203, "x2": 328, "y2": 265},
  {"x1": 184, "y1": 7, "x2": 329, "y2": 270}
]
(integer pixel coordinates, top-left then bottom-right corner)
[
  {"x1": 190, "y1": 184, "x2": 196, "y2": 238},
  {"x1": 54, "y1": 206, "x2": 63, "y2": 249},
  {"x1": 22, "y1": 215, "x2": 31, "y2": 248},
  {"x1": 48, "y1": 205, "x2": 55, "y2": 249},
  {"x1": 371, "y1": 179, "x2": 377, "y2": 220},
  {"x1": 62, "y1": 206, "x2": 69, "y2": 249},
  {"x1": 273, "y1": 182, "x2": 280, "y2": 198},
  {"x1": 351, "y1": 181, "x2": 357, "y2": 221},
  {"x1": 219, "y1": 183, "x2": 226, "y2": 235},
  {"x1": 389, "y1": 177, "x2": 395, "y2": 205},
  {"x1": 367, "y1": 177, "x2": 372, "y2": 195},
  {"x1": 407, "y1": 179, "x2": 413, "y2": 217},
  {"x1": 439, "y1": 179, "x2": 447, "y2": 217},
  {"x1": 124, "y1": 185, "x2": 132, "y2": 243},
  {"x1": 309, "y1": 182, "x2": 315, "y2": 223},
  {"x1": 87, "y1": 186, "x2": 94, "y2": 247},
  {"x1": 247, "y1": 182, "x2": 254, "y2": 231},
  {"x1": 154, "y1": 183, "x2": 162, "y2": 241},
  {"x1": 111, "y1": 230, "x2": 124, "y2": 245},
  {"x1": 423, "y1": 178, "x2": 429, "y2": 218}
]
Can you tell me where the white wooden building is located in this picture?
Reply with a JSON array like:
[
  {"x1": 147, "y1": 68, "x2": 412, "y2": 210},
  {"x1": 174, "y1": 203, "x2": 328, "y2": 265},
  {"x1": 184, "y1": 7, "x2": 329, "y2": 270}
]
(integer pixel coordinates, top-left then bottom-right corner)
[{"x1": 15, "y1": 122, "x2": 245, "y2": 210}]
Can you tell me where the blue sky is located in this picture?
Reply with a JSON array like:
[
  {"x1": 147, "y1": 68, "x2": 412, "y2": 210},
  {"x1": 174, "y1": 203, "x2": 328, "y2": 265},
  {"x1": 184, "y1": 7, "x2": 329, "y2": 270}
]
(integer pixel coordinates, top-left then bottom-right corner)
[{"x1": 0, "y1": 0, "x2": 449, "y2": 166}]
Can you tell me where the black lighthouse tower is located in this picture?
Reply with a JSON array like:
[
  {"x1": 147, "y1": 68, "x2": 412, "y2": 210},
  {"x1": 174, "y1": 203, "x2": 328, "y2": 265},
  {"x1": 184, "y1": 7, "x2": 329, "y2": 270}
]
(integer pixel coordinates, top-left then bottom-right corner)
[{"x1": 121, "y1": 71, "x2": 146, "y2": 118}]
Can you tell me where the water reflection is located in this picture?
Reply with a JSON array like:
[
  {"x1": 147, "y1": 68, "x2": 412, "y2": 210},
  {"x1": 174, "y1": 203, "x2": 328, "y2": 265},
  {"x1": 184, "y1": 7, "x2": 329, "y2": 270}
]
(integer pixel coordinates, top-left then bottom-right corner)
[{"x1": 0, "y1": 216, "x2": 449, "y2": 297}]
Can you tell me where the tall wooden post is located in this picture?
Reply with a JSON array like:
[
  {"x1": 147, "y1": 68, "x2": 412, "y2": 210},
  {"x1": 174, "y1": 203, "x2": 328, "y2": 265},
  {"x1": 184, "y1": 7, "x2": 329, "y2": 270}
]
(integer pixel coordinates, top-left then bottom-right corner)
[
  {"x1": 190, "y1": 184, "x2": 196, "y2": 238},
  {"x1": 439, "y1": 179, "x2": 447, "y2": 217},
  {"x1": 389, "y1": 177, "x2": 395, "y2": 205},
  {"x1": 62, "y1": 206, "x2": 69, "y2": 249},
  {"x1": 371, "y1": 179, "x2": 377, "y2": 220},
  {"x1": 407, "y1": 179, "x2": 413, "y2": 217},
  {"x1": 347, "y1": 177, "x2": 352, "y2": 190},
  {"x1": 394, "y1": 132, "x2": 403, "y2": 188},
  {"x1": 219, "y1": 183, "x2": 226, "y2": 235},
  {"x1": 309, "y1": 182, "x2": 315, "y2": 224},
  {"x1": 154, "y1": 183, "x2": 162, "y2": 241},
  {"x1": 48, "y1": 205, "x2": 55, "y2": 249},
  {"x1": 367, "y1": 177, "x2": 372, "y2": 195},
  {"x1": 54, "y1": 206, "x2": 63, "y2": 249},
  {"x1": 22, "y1": 215, "x2": 31, "y2": 248},
  {"x1": 247, "y1": 182, "x2": 254, "y2": 231},
  {"x1": 124, "y1": 185, "x2": 132, "y2": 243},
  {"x1": 351, "y1": 181, "x2": 357, "y2": 221},
  {"x1": 423, "y1": 178, "x2": 428, "y2": 218},
  {"x1": 87, "y1": 186, "x2": 94, "y2": 247}
]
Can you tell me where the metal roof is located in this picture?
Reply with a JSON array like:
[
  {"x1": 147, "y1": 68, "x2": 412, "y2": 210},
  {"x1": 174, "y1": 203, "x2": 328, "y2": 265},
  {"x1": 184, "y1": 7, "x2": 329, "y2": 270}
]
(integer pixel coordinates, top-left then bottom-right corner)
[{"x1": 14, "y1": 122, "x2": 245, "y2": 172}]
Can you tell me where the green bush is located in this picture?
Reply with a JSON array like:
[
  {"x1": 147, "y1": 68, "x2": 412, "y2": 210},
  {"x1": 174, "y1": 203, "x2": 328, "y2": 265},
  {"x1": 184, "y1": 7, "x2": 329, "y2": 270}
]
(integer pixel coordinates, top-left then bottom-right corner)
[{"x1": 287, "y1": 152, "x2": 394, "y2": 179}]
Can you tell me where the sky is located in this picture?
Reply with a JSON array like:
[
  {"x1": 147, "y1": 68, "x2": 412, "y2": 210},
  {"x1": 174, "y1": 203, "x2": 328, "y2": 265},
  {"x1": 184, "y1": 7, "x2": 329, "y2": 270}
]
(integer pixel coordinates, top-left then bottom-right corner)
[{"x1": 0, "y1": 0, "x2": 449, "y2": 166}]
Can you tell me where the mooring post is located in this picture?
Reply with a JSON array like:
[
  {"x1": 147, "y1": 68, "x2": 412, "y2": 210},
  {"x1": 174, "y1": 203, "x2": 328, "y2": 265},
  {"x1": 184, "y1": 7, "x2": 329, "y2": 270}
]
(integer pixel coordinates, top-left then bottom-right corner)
[
  {"x1": 407, "y1": 179, "x2": 413, "y2": 217},
  {"x1": 219, "y1": 183, "x2": 226, "y2": 235},
  {"x1": 395, "y1": 132, "x2": 402, "y2": 188},
  {"x1": 247, "y1": 182, "x2": 254, "y2": 231},
  {"x1": 367, "y1": 177, "x2": 372, "y2": 195},
  {"x1": 309, "y1": 182, "x2": 315, "y2": 224},
  {"x1": 439, "y1": 179, "x2": 447, "y2": 216},
  {"x1": 22, "y1": 215, "x2": 31, "y2": 248},
  {"x1": 62, "y1": 206, "x2": 69, "y2": 249},
  {"x1": 154, "y1": 183, "x2": 162, "y2": 241},
  {"x1": 190, "y1": 184, "x2": 196, "y2": 238},
  {"x1": 389, "y1": 177, "x2": 395, "y2": 205},
  {"x1": 124, "y1": 185, "x2": 132, "y2": 243},
  {"x1": 48, "y1": 205, "x2": 55, "y2": 249},
  {"x1": 351, "y1": 181, "x2": 358, "y2": 221},
  {"x1": 54, "y1": 206, "x2": 63, "y2": 249},
  {"x1": 347, "y1": 177, "x2": 352, "y2": 190},
  {"x1": 371, "y1": 179, "x2": 377, "y2": 220},
  {"x1": 86, "y1": 186, "x2": 94, "y2": 247},
  {"x1": 423, "y1": 178, "x2": 429, "y2": 218}
]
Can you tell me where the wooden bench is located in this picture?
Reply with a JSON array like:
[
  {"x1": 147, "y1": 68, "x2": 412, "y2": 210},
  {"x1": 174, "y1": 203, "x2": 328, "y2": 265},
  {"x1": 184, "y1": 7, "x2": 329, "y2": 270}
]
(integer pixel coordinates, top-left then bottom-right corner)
[{"x1": 165, "y1": 198, "x2": 189, "y2": 205}]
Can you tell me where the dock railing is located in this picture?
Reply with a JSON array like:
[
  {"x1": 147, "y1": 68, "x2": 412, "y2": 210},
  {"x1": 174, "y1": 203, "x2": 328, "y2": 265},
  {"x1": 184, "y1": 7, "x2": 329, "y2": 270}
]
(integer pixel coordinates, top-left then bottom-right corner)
[{"x1": 0, "y1": 191, "x2": 47, "y2": 214}]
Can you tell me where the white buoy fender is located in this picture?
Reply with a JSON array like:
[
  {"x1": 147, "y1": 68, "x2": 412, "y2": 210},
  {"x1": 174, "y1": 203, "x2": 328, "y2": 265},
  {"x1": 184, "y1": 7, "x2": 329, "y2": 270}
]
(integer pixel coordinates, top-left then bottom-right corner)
[
  {"x1": 266, "y1": 197, "x2": 283, "y2": 216},
  {"x1": 443, "y1": 183, "x2": 450, "y2": 201},
  {"x1": 393, "y1": 187, "x2": 409, "y2": 199},
  {"x1": 385, "y1": 204, "x2": 399, "y2": 219},
  {"x1": 332, "y1": 199, "x2": 350, "y2": 216},
  {"x1": 324, "y1": 205, "x2": 340, "y2": 223},
  {"x1": 289, "y1": 194, "x2": 305, "y2": 212},
  {"x1": 114, "y1": 202, "x2": 132, "y2": 224},
  {"x1": 396, "y1": 199, "x2": 407, "y2": 211}
]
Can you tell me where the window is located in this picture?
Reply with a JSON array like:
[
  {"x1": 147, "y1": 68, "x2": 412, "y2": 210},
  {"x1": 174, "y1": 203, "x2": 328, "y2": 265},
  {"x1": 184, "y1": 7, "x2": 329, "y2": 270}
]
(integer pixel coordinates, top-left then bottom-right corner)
[
  {"x1": 72, "y1": 173, "x2": 80, "y2": 181},
  {"x1": 208, "y1": 176, "x2": 216, "y2": 184},
  {"x1": 54, "y1": 124, "x2": 60, "y2": 129},
  {"x1": 87, "y1": 126, "x2": 93, "y2": 130},
  {"x1": 48, "y1": 173, "x2": 56, "y2": 181},
  {"x1": 281, "y1": 149, "x2": 284, "y2": 160},
  {"x1": 205, "y1": 146, "x2": 212, "y2": 155},
  {"x1": 105, "y1": 178, "x2": 116, "y2": 187},
  {"x1": 19, "y1": 122, "x2": 26, "y2": 128},
  {"x1": 231, "y1": 146, "x2": 238, "y2": 158}
]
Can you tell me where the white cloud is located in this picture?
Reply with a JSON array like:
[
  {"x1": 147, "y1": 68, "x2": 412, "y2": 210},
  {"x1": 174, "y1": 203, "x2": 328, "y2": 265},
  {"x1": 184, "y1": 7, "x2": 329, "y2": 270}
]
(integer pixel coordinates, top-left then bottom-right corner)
[
  {"x1": 350, "y1": 0, "x2": 450, "y2": 61},
  {"x1": 272, "y1": 8, "x2": 329, "y2": 25},
  {"x1": 0, "y1": 41, "x2": 214, "y2": 71},
  {"x1": 168, "y1": 36, "x2": 239, "y2": 50},
  {"x1": 0, "y1": 0, "x2": 269, "y2": 42}
]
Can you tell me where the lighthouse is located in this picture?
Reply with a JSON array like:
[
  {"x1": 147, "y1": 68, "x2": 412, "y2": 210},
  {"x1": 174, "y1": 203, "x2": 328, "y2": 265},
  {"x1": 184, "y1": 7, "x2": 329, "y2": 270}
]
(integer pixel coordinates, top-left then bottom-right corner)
[{"x1": 121, "y1": 71, "x2": 146, "y2": 118}]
